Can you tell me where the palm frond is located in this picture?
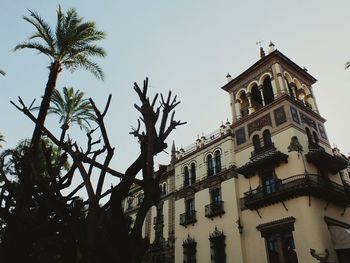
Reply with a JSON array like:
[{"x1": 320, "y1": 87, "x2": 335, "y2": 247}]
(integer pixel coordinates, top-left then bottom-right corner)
[
  {"x1": 66, "y1": 55, "x2": 104, "y2": 80},
  {"x1": 47, "y1": 86, "x2": 96, "y2": 131},
  {"x1": 17, "y1": 6, "x2": 106, "y2": 80},
  {"x1": 24, "y1": 9, "x2": 55, "y2": 53},
  {"x1": 14, "y1": 42, "x2": 54, "y2": 59}
]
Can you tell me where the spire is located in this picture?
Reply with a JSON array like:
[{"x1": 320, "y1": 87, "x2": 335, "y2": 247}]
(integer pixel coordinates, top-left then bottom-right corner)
[{"x1": 171, "y1": 140, "x2": 176, "y2": 164}]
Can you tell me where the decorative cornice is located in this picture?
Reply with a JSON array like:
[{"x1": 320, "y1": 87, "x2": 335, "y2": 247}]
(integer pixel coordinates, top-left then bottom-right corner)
[
  {"x1": 256, "y1": 216, "x2": 296, "y2": 237},
  {"x1": 222, "y1": 50, "x2": 317, "y2": 93},
  {"x1": 324, "y1": 216, "x2": 350, "y2": 229}
]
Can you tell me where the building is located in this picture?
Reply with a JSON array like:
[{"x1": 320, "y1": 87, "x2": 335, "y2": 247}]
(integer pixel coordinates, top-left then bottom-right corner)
[{"x1": 124, "y1": 44, "x2": 350, "y2": 263}]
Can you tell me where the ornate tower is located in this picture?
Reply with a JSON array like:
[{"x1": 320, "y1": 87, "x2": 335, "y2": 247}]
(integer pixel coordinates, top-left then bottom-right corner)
[{"x1": 222, "y1": 44, "x2": 349, "y2": 263}]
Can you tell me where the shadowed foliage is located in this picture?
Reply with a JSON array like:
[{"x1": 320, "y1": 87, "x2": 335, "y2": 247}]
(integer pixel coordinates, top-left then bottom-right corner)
[{"x1": 34, "y1": 86, "x2": 96, "y2": 142}]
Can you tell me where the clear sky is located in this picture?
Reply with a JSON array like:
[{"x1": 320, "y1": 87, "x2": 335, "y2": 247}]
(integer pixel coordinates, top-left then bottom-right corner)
[{"x1": 1, "y1": 0, "x2": 350, "y2": 176}]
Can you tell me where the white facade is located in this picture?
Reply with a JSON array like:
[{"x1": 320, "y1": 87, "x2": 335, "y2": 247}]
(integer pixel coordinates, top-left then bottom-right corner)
[{"x1": 124, "y1": 48, "x2": 350, "y2": 263}]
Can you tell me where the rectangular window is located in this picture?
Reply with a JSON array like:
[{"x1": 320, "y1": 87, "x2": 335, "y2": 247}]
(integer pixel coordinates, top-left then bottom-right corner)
[
  {"x1": 257, "y1": 217, "x2": 298, "y2": 263},
  {"x1": 209, "y1": 229, "x2": 226, "y2": 263},
  {"x1": 183, "y1": 236, "x2": 197, "y2": 263},
  {"x1": 186, "y1": 198, "x2": 195, "y2": 214},
  {"x1": 261, "y1": 170, "x2": 278, "y2": 194},
  {"x1": 211, "y1": 188, "x2": 221, "y2": 203},
  {"x1": 265, "y1": 231, "x2": 298, "y2": 263}
]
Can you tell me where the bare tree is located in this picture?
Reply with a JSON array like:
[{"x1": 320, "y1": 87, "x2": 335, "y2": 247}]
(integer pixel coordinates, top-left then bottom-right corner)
[{"x1": 2, "y1": 78, "x2": 185, "y2": 263}]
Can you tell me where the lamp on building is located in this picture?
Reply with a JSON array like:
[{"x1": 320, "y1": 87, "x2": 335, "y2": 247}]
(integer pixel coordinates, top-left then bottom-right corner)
[{"x1": 236, "y1": 217, "x2": 244, "y2": 234}]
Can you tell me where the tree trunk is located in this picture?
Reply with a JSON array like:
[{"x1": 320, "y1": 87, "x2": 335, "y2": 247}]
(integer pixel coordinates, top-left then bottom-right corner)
[
  {"x1": 31, "y1": 61, "x2": 61, "y2": 151},
  {"x1": 60, "y1": 123, "x2": 69, "y2": 142}
]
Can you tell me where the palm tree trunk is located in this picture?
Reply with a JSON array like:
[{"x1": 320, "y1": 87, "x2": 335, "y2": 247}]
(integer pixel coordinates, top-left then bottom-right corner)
[
  {"x1": 31, "y1": 61, "x2": 61, "y2": 151},
  {"x1": 60, "y1": 123, "x2": 69, "y2": 142}
]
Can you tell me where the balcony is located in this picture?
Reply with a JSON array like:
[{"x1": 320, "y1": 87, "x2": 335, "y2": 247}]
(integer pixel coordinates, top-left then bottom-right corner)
[
  {"x1": 180, "y1": 211, "x2": 197, "y2": 226},
  {"x1": 205, "y1": 201, "x2": 225, "y2": 218},
  {"x1": 242, "y1": 174, "x2": 350, "y2": 210},
  {"x1": 236, "y1": 145, "x2": 288, "y2": 177},
  {"x1": 306, "y1": 144, "x2": 348, "y2": 174},
  {"x1": 153, "y1": 214, "x2": 164, "y2": 225}
]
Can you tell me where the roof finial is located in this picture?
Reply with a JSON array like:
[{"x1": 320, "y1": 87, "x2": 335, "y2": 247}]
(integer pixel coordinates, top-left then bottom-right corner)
[
  {"x1": 226, "y1": 72, "x2": 232, "y2": 83},
  {"x1": 268, "y1": 41, "x2": 275, "y2": 54},
  {"x1": 260, "y1": 47, "x2": 266, "y2": 58},
  {"x1": 256, "y1": 40, "x2": 265, "y2": 58}
]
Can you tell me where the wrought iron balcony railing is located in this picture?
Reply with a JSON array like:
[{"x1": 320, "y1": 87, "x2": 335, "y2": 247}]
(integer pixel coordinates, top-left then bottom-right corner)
[
  {"x1": 242, "y1": 174, "x2": 350, "y2": 209},
  {"x1": 180, "y1": 210, "x2": 197, "y2": 226},
  {"x1": 205, "y1": 201, "x2": 225, "y2": 218}
]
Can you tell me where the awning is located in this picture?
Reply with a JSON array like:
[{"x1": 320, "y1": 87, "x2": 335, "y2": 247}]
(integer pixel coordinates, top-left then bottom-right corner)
[{"x1": 329, "y1": 226, "x2": 350, "y2": 250}]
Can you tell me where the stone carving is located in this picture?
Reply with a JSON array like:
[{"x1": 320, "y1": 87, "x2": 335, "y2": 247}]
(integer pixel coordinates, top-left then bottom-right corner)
[
  {"x1": 247, "y1": 114, "x2": 272, "y2": 136},
  {"x1": 288, "y1": 136, "x2": 303, "y2": 153},
  {"x1": 300, "y1": 112, "x2": 317, "y2": 131},
  {"x1": 310, "y1": 248, "x2": 329, "y2": 263}
]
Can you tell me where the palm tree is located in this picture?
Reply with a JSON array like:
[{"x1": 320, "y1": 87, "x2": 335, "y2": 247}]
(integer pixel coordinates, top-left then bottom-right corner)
[
  {"x1": 14, "y1": 6, "x2": 106, "y2": 150},
  {"x1": 47, "y1": 86, "x2": 96, "y2": 141},
  {"x1": 0, "y1": 69, "x2": 5, "y2": 76},
  {"x1": 0, "y1": 133, "x2": 5, "y2": 148}
]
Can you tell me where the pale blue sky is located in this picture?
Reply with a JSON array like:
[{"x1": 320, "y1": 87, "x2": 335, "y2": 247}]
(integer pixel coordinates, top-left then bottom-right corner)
[{"x1": 1, "y1": 0, "x2": 350, "y2": 177}]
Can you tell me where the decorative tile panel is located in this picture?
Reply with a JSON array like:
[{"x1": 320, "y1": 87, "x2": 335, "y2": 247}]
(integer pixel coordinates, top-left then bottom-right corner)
[
  {"x1": 274, "y1": 106, "x2": 287, "y2": 126},
  {"x1": 290, "y1": 106, "x2": 300, "y2": 124},
  {"x1": 235, "y1": 127, "x2": 246, "y2": 145},
  {"x1": 318, "y1": 124, "x2": 327, "y2": 139}
]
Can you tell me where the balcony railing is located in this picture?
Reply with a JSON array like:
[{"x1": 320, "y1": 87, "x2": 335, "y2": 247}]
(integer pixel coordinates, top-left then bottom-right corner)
[
  {"x1": 153, "y1": 214, "x2": 164, "y2": 225},
  {"x1": 180, "y1": 210, "x2": 197, "y2": 226},
  {"x1": 205, "y1": 201, "x2": 225, "y2": 218},
  {"x1": 242, "y1": 174, "x2": 350, "y2": 209}
]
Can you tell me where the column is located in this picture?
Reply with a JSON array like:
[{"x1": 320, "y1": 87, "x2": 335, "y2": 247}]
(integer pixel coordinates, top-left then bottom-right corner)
[
  {"x1": 271, "y1": 77, "x2": 278, "y2": 99},
  {"x1": 258, "y1": 85, "x2": 266, "y2": 106},
  {"x1": 246, "y1": 92, "x2": 254, "y2": 113},
  {"x1": 235, "y1": 99, "x2": 242, "y2": 120},
  {"x1": 291, "y1": 85, "x2": 297, "y2": 99}
]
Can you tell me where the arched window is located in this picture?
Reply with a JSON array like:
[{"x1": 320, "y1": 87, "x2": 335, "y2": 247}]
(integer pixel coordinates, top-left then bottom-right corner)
[
  {"x1": 305, "y1": 127, "x2": 312, "y2": 145},
  {"x1": 184, "y1": 166, "x2": 190, "y2": 186},
  {"x1": 253, "y1": 135, "x2": 261, "y2": 152},
  {"x1": 263, "y1": 77, "x2": 274, "y2": 105},
  {"x1": 239, "y1": 92, "x2": 249, "y2": 117},
  {"x1": 215, "y1": 150, "x2": 222, "y2": 174},
  {"x1": 251, "y1": 84, "x2": 263, "y2": 110},
  {"x1": 162, "y1": 183, "x2": 167, "y2": 195},
  {"x1": 207, "y1": 155, "x2": 214, "y2": 176},
  {"x1": 190, "y1": 163, "x2": 196, "y2": 184},
  {"x1": 263, "y1": 130, "x2": 272, "y2": 147},
  {"x1": 312, "y1": 131, "x2": 319, "y2": 146},
  {"x1": 286, "y1": 80, "x2": 294, "y2": 98}
]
